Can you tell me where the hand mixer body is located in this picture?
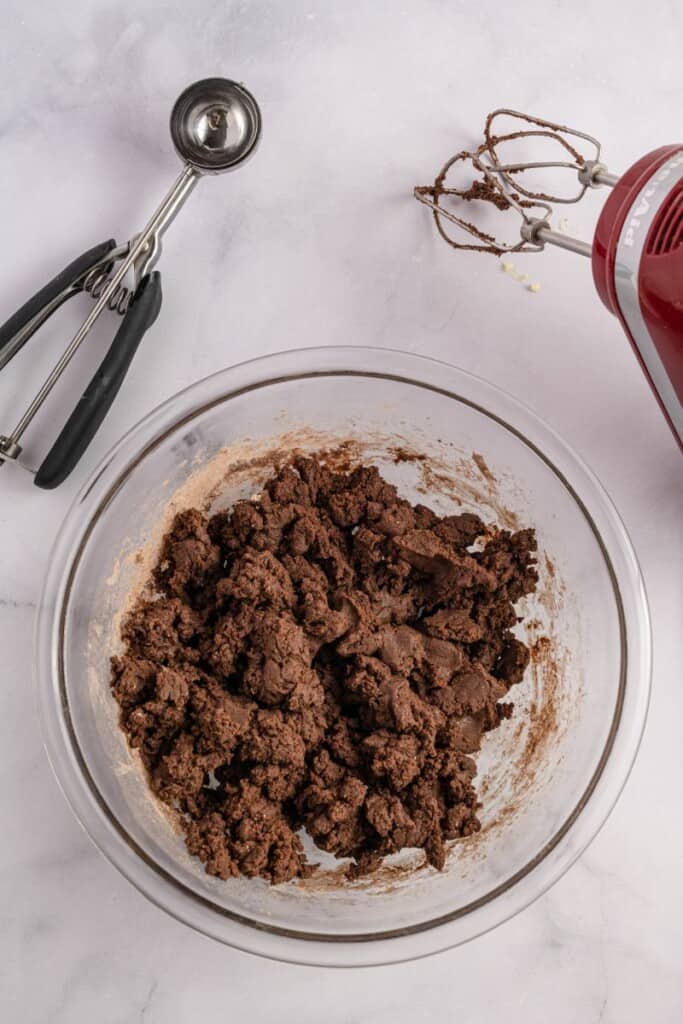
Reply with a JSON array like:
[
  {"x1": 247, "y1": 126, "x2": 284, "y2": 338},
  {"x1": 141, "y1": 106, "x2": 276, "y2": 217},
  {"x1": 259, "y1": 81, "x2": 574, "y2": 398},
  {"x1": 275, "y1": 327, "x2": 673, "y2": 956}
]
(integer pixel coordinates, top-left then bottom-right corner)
[
  {"x1": 592, "y1": 146, "x2": 683, "y2": 444},
  {"x1": 415, "y1": 111, "x2": 683, "y2": 447}
]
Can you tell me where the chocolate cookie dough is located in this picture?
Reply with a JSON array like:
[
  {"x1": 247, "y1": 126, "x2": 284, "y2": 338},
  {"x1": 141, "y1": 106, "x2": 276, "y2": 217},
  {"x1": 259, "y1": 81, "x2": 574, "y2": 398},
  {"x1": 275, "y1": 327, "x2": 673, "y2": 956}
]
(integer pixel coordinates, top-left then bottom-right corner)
[{"x1": 111, "y1": 455, "x2": 538, "y2": 884}]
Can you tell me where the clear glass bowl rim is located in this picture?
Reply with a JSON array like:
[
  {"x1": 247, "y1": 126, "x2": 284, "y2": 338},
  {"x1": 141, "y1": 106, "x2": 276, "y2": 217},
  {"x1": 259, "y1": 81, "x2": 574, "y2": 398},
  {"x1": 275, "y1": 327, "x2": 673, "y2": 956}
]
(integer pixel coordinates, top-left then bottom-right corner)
[{"x1": 35, "y1": 345, "x2": 652, "y2": 967}]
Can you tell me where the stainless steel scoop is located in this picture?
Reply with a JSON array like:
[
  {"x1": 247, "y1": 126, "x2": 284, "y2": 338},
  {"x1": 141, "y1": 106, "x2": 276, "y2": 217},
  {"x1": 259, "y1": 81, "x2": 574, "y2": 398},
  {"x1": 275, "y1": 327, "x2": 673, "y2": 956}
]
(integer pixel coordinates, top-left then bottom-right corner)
[{"x1": 0, "y1": 77, "x2": 262, "y2": 488}]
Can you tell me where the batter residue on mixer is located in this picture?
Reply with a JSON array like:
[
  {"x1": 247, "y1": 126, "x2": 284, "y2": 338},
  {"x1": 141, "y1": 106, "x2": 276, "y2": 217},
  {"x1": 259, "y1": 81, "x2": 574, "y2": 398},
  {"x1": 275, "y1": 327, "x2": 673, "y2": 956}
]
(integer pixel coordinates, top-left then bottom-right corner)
[{"x1": 111, "y1": 454, "x2": 538, "y2": 884}]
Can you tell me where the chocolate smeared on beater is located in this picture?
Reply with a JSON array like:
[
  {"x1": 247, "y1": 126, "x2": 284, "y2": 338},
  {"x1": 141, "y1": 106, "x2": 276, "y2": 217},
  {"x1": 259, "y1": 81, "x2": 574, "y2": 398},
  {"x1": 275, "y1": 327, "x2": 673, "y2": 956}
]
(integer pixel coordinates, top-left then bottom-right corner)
[
  {"x1": 414, "y1": 148, "x2": 517, "y2": 255},
  {"x1": 111, "y1": 455, "x2": 538, "y2": 884},
  {"x1": 414, "y1": 108, "x2": 589, "y2": 255}
]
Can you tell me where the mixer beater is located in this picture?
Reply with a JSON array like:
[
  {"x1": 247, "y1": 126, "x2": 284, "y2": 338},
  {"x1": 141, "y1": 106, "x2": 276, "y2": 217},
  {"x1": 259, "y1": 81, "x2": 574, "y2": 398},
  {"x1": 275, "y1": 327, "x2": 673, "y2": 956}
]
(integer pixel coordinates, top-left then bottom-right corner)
[{"x1": 415, "y1": 109, "x2": 683, "y2": 445}]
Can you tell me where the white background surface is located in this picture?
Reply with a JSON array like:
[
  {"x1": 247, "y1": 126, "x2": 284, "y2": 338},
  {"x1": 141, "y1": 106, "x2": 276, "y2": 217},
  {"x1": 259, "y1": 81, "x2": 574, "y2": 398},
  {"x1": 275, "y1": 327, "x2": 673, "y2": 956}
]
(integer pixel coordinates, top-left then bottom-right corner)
[{"x1": 1, "y1": 1, "x2": 681, "y2": 1021}]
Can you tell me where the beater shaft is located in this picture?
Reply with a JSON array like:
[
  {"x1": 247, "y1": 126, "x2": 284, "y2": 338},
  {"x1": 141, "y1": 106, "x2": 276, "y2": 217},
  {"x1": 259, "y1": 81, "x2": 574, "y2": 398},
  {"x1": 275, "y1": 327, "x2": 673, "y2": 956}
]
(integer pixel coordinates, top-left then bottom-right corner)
[{"x1": 521, "y1": 222, "x2": 593, "y2": 258}]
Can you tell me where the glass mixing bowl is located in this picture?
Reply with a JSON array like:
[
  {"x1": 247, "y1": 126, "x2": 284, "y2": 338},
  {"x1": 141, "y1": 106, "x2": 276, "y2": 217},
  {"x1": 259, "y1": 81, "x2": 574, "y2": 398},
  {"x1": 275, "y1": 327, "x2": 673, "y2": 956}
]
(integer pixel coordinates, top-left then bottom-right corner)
[{"x1": 35, "y1": 347, "x2": 651, "y2": 966}]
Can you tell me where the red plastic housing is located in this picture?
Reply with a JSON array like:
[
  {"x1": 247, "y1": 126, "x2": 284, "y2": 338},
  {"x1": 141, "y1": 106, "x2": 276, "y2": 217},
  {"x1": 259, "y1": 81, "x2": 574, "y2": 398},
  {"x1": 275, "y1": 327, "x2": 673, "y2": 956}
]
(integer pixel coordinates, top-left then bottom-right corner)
[{"x1": 592, "y1": 146, "x2": 683, "y2": 442}]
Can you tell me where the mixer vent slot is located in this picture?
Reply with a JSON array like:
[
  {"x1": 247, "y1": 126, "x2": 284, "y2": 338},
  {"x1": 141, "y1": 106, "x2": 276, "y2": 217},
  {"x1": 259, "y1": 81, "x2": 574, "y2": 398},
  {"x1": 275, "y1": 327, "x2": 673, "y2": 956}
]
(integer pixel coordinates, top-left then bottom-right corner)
[{"x1": 646, "y1": 180, "x2": 683, "y2": 255}]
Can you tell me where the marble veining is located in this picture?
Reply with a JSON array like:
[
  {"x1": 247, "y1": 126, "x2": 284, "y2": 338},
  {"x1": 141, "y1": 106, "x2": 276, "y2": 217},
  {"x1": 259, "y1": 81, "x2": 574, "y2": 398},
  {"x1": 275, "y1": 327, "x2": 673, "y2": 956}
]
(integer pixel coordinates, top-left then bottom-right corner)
[{"x1": 1, "y1": 1, "x2": 681, "y2": 1021}]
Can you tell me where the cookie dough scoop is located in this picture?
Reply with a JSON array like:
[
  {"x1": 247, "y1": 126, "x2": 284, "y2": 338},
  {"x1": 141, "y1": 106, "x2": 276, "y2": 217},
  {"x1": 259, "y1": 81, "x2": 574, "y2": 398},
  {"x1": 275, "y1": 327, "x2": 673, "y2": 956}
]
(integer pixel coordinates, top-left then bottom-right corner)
[{"x1": 0, "y1": 78, "x2": 261, "y2": 488}]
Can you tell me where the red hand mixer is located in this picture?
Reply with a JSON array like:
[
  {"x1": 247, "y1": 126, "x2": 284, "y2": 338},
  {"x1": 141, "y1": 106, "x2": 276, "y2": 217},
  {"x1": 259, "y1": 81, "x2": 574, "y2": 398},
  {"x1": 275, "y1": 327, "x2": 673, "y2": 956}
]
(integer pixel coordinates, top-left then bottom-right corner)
[{"x1": 415, "y1": 110, "x2": 683, "y2": 446}]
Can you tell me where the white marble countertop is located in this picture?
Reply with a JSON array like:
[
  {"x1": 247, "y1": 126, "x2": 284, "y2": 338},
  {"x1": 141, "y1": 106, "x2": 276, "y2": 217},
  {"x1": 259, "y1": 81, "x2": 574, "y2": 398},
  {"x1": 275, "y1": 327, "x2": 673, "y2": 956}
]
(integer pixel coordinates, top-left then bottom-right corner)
[{"x1": 1, "y1": 1, "x2": 681, "y2": 1020}]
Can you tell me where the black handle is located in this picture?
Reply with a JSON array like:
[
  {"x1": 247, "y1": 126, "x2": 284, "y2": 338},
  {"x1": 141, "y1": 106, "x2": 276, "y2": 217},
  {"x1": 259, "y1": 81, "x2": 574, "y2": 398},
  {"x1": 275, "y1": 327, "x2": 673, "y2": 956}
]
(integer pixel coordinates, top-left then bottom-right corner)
[
  {"x1": 0, "y1": 239, "x2": 117, "y2": 364},
  {"x1": 34, "y1": 271, "x2": 162, "y2": 490}
]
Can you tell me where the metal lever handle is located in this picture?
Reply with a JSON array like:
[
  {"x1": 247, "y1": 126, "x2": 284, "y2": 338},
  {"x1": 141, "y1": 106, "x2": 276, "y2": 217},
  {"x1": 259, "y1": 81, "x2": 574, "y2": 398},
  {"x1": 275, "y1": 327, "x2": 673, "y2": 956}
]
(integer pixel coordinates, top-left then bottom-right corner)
[
  {"x1": 7, "y1": 166, "x2": 197, "y2": 452},
  {"x1": 0, "y1": 239, "x2": 117, "y2": 371},
  {"x1": 34, "y1": 271, "x2": 162, "y2": 489}
]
